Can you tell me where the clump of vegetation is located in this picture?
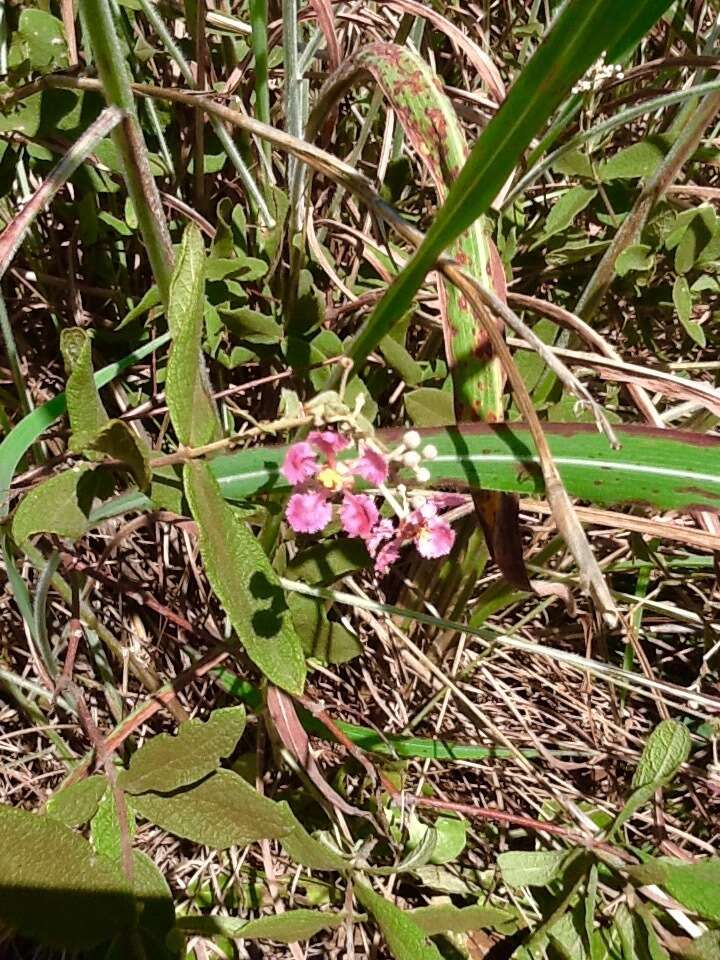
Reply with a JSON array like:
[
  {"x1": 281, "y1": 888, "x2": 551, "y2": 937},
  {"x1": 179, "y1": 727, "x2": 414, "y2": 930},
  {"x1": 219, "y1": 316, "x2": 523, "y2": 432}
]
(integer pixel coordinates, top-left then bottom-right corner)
[{"x1": 1, "y1": 0, "x2": 719, "y2": 957}]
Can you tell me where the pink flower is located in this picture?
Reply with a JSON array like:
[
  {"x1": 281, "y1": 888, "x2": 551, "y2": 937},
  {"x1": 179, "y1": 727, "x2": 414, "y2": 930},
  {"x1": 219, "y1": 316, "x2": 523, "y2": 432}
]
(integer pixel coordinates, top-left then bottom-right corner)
[
  {"x1": 415, "y1": 516, "x2": 455, "y2": 558},
  {"x1": 309, "y1": 430, "x2": 349, "y2": 458},
  {"x1": 367, "y1": 518, "x2": 394, "y2": 556},
  {"x1": 340, "y1": 493, "x2": 379, "y2": 540},
  {"x1": 281, "y1": 441, "x2": 318, "y2": 484},
  {"x1": 353, "y1": 443, "x2": 389, "y2": 486},
  {"x1": 286, "y1": 491, "x2": 332, "y2": 534},
  {"x1": 375, "y1": 537, "x2": 402, "y2": 573}
]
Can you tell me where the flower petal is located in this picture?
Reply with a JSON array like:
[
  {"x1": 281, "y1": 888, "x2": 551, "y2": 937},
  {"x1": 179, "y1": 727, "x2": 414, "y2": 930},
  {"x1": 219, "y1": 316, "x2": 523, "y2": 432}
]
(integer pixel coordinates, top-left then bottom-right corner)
[
  {"x1": 286, "y1": 491, "x2": 332, "y2": 534},
  {"x1": 375, "y1": 537, "x2": 402, "y2": 573},
  {"x1": 353, "y1": 443, "x2": 389, "y2": 486},
  {"x1": 415, "y1": 517, "x2": 455, "y2": 559},
  {"x1": 281, "y1": 441, "x2": 318, "y2": 484},
  {"x1": 366, "y1": 518, "x2": 395, "y2": 556},
  {"x1": 308, "y1": 430, "x2": 350, "y2": 457},
  {"x1": 340, "y1": 493, "x2": 379, "y2": 540}
]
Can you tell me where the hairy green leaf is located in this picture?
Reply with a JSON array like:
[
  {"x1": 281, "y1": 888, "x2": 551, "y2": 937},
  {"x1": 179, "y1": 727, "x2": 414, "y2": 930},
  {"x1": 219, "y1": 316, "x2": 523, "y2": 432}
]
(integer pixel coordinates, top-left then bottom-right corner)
[
  {"x1": 540, "y1": 186, "x2": 597, "y2": 242},
  {"x1": 0, "y1": 804, "x2": 134, "y2": 949},
  {"x1": 498, "y1": 850, "x2": 568, "y2": 888},
  {"x1": 165, "y1": 225, "x2": 219, "y2": 447},
  {"x1": 118, "y1": 706, "x2": 246, "y2": 794},
  {"x1": 613, "y1": 719, "x2": 690, "y2": 833},
  {"x1": 11, "y1": 464, "x2": 96, "y2": 543},
  {"x1": 86, "y1": 419, "x2": 152, "y2": 491},
  {"x1": 60, "y1": 328, "x2": 109, "y2": 452},
  {"x1": 129, "y1": 769, "x2": 293, "y2": 849},
  {"x1": 90, "y1": 789, "x2": 135, "y2": 861},
  {"x1": 45, "y1": 776, "x2": 108, "y2": 828},
  {"x1": 627, "y1": 858, "x2": 720, "y2": 921},
  {"x1": 405, "y1": 388, "x2": 455, "y2": 427},
  {"x1": 408, "y1": 902, "x2": 516, "y2": 936},
  {"x1": 175, "y1": 909, "x2": 345, "y2": 942},
  {"x1": 184, "y1": 460, "x2": 306, "y2": 693},
  {"x1": 355, "y1": 882, "x2": 444, "y2": 960}
]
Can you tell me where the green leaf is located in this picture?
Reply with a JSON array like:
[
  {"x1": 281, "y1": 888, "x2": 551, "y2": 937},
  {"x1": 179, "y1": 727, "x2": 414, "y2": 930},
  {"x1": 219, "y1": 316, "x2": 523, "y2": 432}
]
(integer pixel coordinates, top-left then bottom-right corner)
[
  {"x1": 673, "y1": 275, "x2": 705, "y2": 346},
  {"x1": 184, "y1": 460, "x2": 306, "y2": 693},
  {"x1": 131, "y1": 850, "x2": 175, "y2": 949},
  {"x1": 86, "y1": 419, "x2": 152, "y2": 491},
  {"x1": 0, "y1": 804, "x2": 134, "y2": 949},
  {"x1": 90, "y1": 789, "x2": 135, "y2": 861},
  {"x1": 46, "y1": 776, "x2": 108, "y2": 828},
  {"x1": 355, "y1": 882, "x2": 444, "y2": 960},
  {"x1": 130, "y1": 769, "x2": 293, "y2": 849},
  {"x1": 615, "y1": 244, "x2": 655, "y2": 276},
  {"x1": 497, "y1": 850, "x2": 567, "y2": 888},
  {"x1": 633, "y1": 720, "x2": 690, "y2": 789},
  {"x1": 11, "y1": 464, "x2": 96, "y2": 543},
  {"x1": 175, "y1": 909, "x2": 345, "y2": 942},
  {"x1": 627, "y1": 858, "x2": 720, "y2": 922},
  {"x1": 205, "y1": 255, "x2": 268, "y2": 282},
  {"x1": 285, "y1": 538, "x2": 371, "y2": 585},
  {"x1": 599, "y1": 137, "x2": 670, "y2": 181},
  {"x1": 200, "y1": 423, "x2": 720, "y2": 516},
  {"x1": 10, "y1": 9, "x2": 68, "y2": 72},
  {"x1": 288, "y1": 592, "x2": 363, "y2": 665},
  {"x1": 118, "y1": 706, "x2": 246, "y2": 795},
  {"x1": 428, "y1": 816, "x2": 467, "y2": 865},
  {"x1": 405, "y1": 388, "x2": 455, "y2": 427},
  {"x1": 278, "y1": 803, "x2": 349, "y2": 871},
  {"x1": 165, "y1": 225, "x2": 220, "y2": 447},
  {"x1": 540, "y1": 186, "x2": 597, "y2": 242},
  {"x1": 380, "y1": 334, "x2": 425, "y2": 386},
  {"x1": 341, "y1": 0, "x2": 675, "y2": 378},
  {"x1": 613, "y1": 719, "x2": 690, "y2": 833},
  {"x1": 60, "y1": 328, "x2": 109, "y2": 452},
  {"x1": 408, "y1": 902, "x2": 516, "y2": 936}
]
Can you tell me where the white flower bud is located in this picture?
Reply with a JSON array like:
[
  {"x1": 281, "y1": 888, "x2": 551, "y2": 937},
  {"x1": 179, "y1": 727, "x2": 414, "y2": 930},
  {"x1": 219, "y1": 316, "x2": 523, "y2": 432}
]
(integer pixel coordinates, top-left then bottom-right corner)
[
  {"x1": 411, "y1": 494, "x2": 427, "y2": 510},
  {"x1": 402, "y1": 450, "x2": 421, "y2": 468},
  {"x1": 415, "y1": 467, "x2": 431, "y2": 484},
  {"x1": 403, "y1": 430, "x2": 422, "y2": 450},
  {"x1": 422, "y1": 444, "x2": 438, "y2": 461}
]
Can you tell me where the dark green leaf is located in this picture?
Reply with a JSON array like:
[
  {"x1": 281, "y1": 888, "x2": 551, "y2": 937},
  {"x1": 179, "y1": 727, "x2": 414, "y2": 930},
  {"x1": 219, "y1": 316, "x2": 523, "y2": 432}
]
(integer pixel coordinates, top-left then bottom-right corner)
[
  {"x1": 540, "y1": 186, "x2": 597, "y2": 242},
  {"x1": 11, "y1": 465, "x2": 96, "y2": 543},
  {"x1": 599, "y1": 138, "x2": 670, "y2": 181},
  {"x1": 355, "y1": 882, "x2": 443, "y2": 960},
  {"x1": 408, "y1": 903, "x2": 516, "y2": 936},
  {"x1": 615, "y1": 244, "x2": 655, "y2": 276},
  {"x1": 627, "y1": 858, "x2": 720, "y2": 922},
  {"x1": 45, "y1": 776, "x2": 108, "y2": 828},
  {"x1": 86, "y1": 419, "x2": 152, "y2": 491},
  {"x1": 405, "y1": 388, "x2": 455, "y2": 427},
  {"x1": 184, "y1": 461, "x2": 306, "y2": 693},
  {"x1": 497, "y1": 850, "x2": 567, "y2": 888},
  {"x1": 60, "y1": 329, "x2": 109, "y2": 452},
  {"x1": 278, "y1": 803, "x2": 348, "y2": 871},
  {"x1": 118, "y1": 706, "x2": 246, "y2": 795},
  {"x1": 0, "y1": 804, "x2": 134, "y2": 949},
  {"x1": 165, "y1": 225, "x2": 220, "y2": 447},
  {"x1": 130, "y1": 769, "x2": 293, "y2": 849},
  {"x1": 285, "y1": 538, "x2": 371, "y2": 585}
]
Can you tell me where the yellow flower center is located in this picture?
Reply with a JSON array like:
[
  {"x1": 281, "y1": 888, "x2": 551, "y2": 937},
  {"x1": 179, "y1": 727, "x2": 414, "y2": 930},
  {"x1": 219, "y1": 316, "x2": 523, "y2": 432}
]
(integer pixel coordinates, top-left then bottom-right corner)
[{"x1": 317, "y1": 467, "x2": 345, "y2": 492}]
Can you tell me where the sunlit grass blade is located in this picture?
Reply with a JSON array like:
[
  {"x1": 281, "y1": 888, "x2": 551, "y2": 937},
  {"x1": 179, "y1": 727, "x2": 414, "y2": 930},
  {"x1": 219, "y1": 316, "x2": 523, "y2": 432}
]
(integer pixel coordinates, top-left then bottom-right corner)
[{"x1": 342, "y1": 0, "x2": 675, "y2": 374}]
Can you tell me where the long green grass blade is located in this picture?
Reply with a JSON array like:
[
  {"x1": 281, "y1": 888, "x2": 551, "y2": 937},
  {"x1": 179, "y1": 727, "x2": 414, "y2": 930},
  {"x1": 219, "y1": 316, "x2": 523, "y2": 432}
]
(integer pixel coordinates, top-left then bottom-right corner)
[{"x1": 341, "y1": 0, "x2": 675, "y2": 376}]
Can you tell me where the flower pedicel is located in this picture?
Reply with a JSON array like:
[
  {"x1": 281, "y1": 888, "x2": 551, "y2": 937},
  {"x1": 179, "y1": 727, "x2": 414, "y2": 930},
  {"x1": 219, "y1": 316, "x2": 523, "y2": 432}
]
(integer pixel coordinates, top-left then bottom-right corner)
[{"x1": 281, "y1": 429, "x2": 464, "y2": 571}]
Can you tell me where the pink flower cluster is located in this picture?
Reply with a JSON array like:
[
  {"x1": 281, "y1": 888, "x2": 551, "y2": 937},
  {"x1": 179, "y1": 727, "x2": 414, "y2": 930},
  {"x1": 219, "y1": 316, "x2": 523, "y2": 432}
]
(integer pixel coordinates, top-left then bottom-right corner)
[{"x1": 281, "y1": 429, "x2": 461, "y2": 572}]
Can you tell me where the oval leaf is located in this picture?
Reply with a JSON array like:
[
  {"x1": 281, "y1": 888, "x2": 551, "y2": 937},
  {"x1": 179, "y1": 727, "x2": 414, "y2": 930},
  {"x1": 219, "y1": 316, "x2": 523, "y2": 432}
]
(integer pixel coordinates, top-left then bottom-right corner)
[
  {"x1": 628, "y1": 857, "x2": 720, "y2": 922},
  {"x1": 184, "y1": 460, "x2": 306, "y2": 693},
  {"x1": 497, "y1": 850, "x2": 568, "y2": 888},
  {"x1": 129, "y1": 769, "x2": 293, "y2": 849},
  {"x1": 0, "y1": 804, "x2": 134, "y2": 949},
  {"x1": 632, "y1": 719, "x2": 691, "y2": 790},
  {"x1": 45, "y1": 775, "x2": 108, "y2": 828},
  {"x1": 11, "y1": 464, "x2": 96, "y2": 543},
  {"x1": 355, "y1": 882, "x2": 444, "y2": 960}
]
